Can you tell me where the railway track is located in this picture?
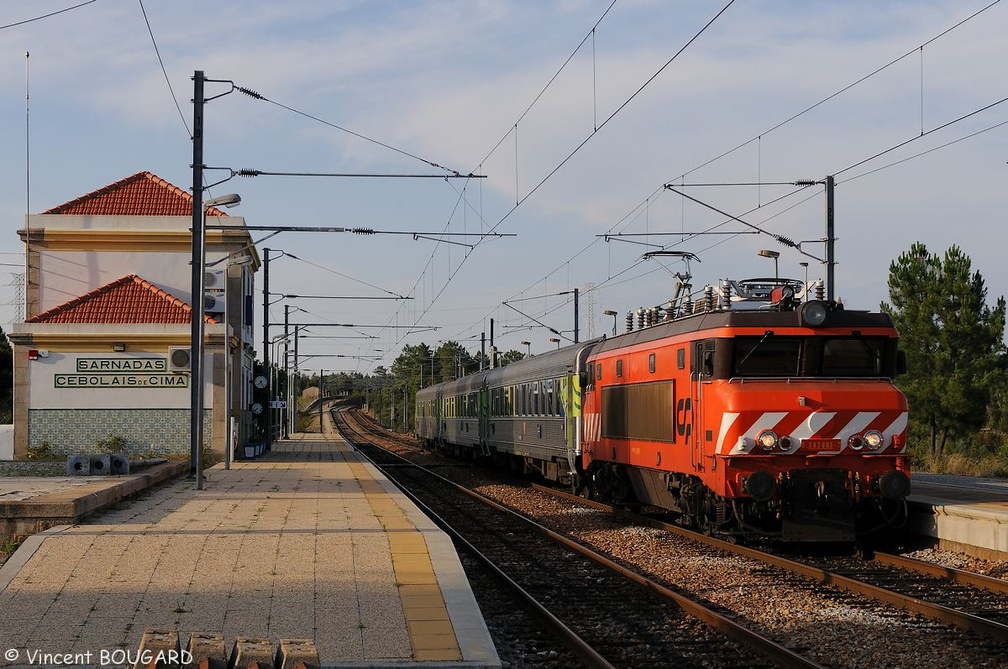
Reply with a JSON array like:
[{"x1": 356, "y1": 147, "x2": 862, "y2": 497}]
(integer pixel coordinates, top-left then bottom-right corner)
[
  {"x1": 333, "y1": 407, "x2": 816, "y2": 669},
  {"x1": 536, "y1": 483, "x2": 1008, "y2": 640},
  {"x1": 333, "y1": 407, "x2": 1008, "y2": 667}
]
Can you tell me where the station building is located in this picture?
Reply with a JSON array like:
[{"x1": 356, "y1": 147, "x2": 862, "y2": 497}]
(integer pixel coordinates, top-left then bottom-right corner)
[{"x1": 7, "y1": 171, "x2": 260, "y2": 461}]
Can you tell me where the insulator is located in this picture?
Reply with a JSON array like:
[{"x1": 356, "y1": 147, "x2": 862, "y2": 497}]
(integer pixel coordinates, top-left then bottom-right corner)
[
  {"x1": 721, "y1": 280, "x2": 732, "y2": 310},
  {"x1": 626, "y1": 312, "x2": 634, "y2": 333},
  {"x1": 683, "y1": 294, "x2": 692, "y2": 316},
  {"x1": 236, "y1": 169, "x2": 260, "y2": 177},
  {"x1": 815, "y1": 280, "x2": 825, "y2": 301},
  {"x1": 775, "y1": 235, "x2": 797, "y2": 248},
  {"x1": 650, "y1": 307, "x2": 659, "y2": 326},
  {"x1": 664, "y1": 302, "x2": 675, "y2": 321},
  {"x1": 636, "y1": 308, "x2": 645, "y2": 330},
  {"x1": 237, "y1": 86, "x2": 265, "y2": 100},
  {"x1": 352, "y1": 227, "x2": 375, "y2": 235},
  {"x1": 704, "y1": 285, "x2": 715, "y2": 311},
  {"x1": 793, "y1": 179, "x2": 817, "y2": 187}
]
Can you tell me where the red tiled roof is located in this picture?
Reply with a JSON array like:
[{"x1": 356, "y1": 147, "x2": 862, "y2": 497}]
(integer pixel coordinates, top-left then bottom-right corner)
[
  {"x1": 28, "y1": 274, "x2": 216, "y2": 325},
  {"x1": 42, "y1": 171, "x2": 230, "y2": 217}
]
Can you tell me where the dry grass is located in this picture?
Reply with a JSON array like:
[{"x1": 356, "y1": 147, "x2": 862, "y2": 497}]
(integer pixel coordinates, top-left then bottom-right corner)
[{"x1": 915, "y1": 452, "x2": 1008, "y2": 478}]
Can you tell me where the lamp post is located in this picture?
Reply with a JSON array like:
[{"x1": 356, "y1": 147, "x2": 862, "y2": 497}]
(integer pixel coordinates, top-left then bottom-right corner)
[
  {"x1": 757, "y1": 249, "x2": 780, "y2": 279},
  {"x1": 520, "y1": 340, "x2": 531, "y2": 358},
  {"x1": 603, "y1": 309, "x2": 618, "y2": 336},
  {"x1": 192, "y1": 193, "x2": 240, "y2": 489},
  {"x1": 549, "y1": 337, "x2": 561, "y2": 349},
  {"x1": 318, "y1": 369, "x2": 325, "y2": 435},
  {"x1": 221, "y1": 249, "x2": 252, "y2": 471}
]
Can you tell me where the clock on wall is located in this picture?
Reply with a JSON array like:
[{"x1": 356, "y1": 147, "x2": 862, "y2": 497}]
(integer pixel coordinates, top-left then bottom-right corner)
[
  {"x1": 250, "y1": 402, "x2": 264, "y2": 415},
  {"x1": 254, "y1": 375, "x2": 268, "y2": 389}
]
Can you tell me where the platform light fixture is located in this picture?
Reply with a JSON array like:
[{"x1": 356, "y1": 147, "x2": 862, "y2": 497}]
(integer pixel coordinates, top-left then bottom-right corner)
[
  {"x1": 757, "y1": 249, "x2": 780, "y2": 279},
  {"x1": 520, "y1": 340, "x2": 531, "y2": 357},
  {"x1": 603, "y1": 309, "x2": 618, "y2": 336},
  {"x1": 192, "y1": 192, "x2": 241, "y2": 490}
]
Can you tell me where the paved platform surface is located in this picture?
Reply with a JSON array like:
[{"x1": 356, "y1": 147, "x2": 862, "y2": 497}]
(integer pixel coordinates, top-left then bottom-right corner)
[
  {"x1": 908, "y1": 473, "x2": 1008, "y2": 560},
  {"x1": 0, "y1": 434, "x2": 499, "y2": 668}
]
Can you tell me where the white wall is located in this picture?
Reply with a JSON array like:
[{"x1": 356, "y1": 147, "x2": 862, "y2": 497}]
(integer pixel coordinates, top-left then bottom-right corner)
[
  {"x1": 0, "y1": 426, "x2": 13, "y2": 460},
  {"x1": 28, "y1": 351, "x2": 213, "y2": 409},
  {"x1": 37, "y1": 249, "x2": 227, "y2": 312}
]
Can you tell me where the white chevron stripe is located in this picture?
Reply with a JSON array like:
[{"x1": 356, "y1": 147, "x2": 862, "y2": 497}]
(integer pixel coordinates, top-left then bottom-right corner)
[
  {"x1": 718, "y1": 412, "x2": 741, "y2": 453},
  {"x1": 835, "y1": 411, "x2": 880, "y2": 445},
  {"x1": 791, "y1": 412, "x2": 835, "y2": 441}
]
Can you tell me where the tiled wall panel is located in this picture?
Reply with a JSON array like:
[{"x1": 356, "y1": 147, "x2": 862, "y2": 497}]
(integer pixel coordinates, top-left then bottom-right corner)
[{"x1": 28, "y1": 409, "x2": 212, "y2": 457}]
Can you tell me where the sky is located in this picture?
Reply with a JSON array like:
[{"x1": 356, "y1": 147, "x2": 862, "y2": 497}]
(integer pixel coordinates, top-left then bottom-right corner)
[{"x1": 1, "y1": 0, "x2": 1006, "y2": 374}]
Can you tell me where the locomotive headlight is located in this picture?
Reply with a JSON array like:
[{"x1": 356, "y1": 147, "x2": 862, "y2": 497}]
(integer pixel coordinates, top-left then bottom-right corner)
[
  {"x1": 744, "y1": 470, "x2": 777, "y2": 502},
  {"x1": 799, "y1": 300, "x2": 829, "y2": 327},
  {"x1": 756, "y1": 430, "x2": 778, "y2": 451},
  {"x1": 863, "y1": 430, "x2": 885, "y2": 450}
]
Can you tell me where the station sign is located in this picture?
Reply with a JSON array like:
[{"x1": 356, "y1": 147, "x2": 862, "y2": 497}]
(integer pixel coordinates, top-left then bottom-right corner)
[{"x1": 54, "y1": 356, "x2": 188, "y2": 389}]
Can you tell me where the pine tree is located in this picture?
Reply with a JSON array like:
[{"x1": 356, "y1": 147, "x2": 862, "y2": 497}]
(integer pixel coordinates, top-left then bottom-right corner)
[{"x1": 882, "y1": 243, "x2": 1006, "y2": 457}]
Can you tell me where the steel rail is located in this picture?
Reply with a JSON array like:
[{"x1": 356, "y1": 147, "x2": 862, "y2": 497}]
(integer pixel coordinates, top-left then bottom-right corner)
[
  {"x1": 330, "y1": 410, "x2": 615, "y2": 669},
  {"x1": 336, "y1": 408, "x2": 825, "y2": 669},
  {"x1": 873, "y1": 551, "x2": 1008, "y2": 595},
  {"x1": 533, "y1": 484, "x2": 1008, "y2": 641}
]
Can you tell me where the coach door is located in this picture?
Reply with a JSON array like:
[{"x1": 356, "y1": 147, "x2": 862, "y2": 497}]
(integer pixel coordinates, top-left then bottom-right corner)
[
  {"x1": 478, "y1": 380, "x2": 490, "y2": 456},
  {"x1": 435, "y1": 389, "x2": 444, "y2": 446},
  {"x1": 689, "y1": 340, "x2": 714, "y2": 472}
]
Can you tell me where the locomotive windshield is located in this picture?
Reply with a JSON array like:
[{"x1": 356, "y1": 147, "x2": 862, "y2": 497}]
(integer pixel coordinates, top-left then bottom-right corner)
[{"x1": 731, "y1": 336, "x2": 888, "y2": 378}]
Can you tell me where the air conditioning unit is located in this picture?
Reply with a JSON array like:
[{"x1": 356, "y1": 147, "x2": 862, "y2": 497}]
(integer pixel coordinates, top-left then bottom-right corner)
[
  {"x1": 203, "y1": 292, "x2": 226, "y2": 314},
  {"x1": 168, "y1": 346, "x2": 192, "y2": 372},
  {"x1": 204, "y1": 270, "x2": 225, "y2": 289}
]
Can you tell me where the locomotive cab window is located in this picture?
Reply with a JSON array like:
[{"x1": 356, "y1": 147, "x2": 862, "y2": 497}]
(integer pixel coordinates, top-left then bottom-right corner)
[{"x1": 729, "y1": 335, "x2": 892, "y2": 378}]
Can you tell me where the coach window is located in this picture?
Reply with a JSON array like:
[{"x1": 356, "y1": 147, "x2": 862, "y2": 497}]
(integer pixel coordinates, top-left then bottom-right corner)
[
  {"x1": 649, "y1": 353, "x2": 656, "y2": 374},
  {"x1": 616, "y1": 359, "x2": 623, "y2": 378},
  {"x1": 677, "y1": 348, "x2": 685, "y2": 370},
  {"x1": 546, "y1": 379, "x2": 555, "y2": 416}
]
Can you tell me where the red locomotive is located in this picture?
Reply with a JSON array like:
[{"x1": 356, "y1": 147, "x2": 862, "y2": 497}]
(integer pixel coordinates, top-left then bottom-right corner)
[{"x1": 417, "y1": 277, "x2": 910, "y2": 541}]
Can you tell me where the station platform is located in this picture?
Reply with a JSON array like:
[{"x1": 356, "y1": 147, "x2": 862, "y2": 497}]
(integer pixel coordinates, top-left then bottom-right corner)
[
  {"x1": 907, "y1": 473, "x2": 1008, "y2": 560},
  {"x1": 0, "y1": 434, "x2": 500, "y2": 668}
]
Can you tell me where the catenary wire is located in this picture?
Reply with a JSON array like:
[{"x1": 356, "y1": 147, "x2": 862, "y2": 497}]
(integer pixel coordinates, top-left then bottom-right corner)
[
  {"x1": 437, "y1": 2, "x2": 1005, "y2": 349},
  {"x1": 382, "y1": 1, "x2": 737, "y2": 356},
  {"x1": 137, "y1": 0, "x2": 191, "y2": 138},
  {"x1": 0, "y1": 0, "x2": 96, "y2": 31}
]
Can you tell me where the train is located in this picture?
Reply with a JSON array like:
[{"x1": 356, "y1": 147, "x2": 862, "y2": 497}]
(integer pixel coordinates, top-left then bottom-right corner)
[{"x1": 415, "y1": 277, "x2": 911, "y2": 542}]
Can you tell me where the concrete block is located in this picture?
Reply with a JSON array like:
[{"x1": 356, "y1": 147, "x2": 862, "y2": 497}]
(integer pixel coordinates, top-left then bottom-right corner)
[
  {"x1": 134, "y1": 628, "x2": 181, "y2": 669},
  {"x1": 67, "y1": 456, "x2": 90, "y2": 476},
  {"x1": 89, "y1": 454, "x2": 112, "y2": 476},
  {"x1": 274, "y1": 639, "x2": 319, "y2": 669},
  {"x1": 228, "y1": 638, "x2": 273, "y2": 669},
  {"x1": 185, "y1": 631, "x2": 226, "y2": 669},
  {"x1": 110, "y1": 453, "x2": 131, "y2": 475}
]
